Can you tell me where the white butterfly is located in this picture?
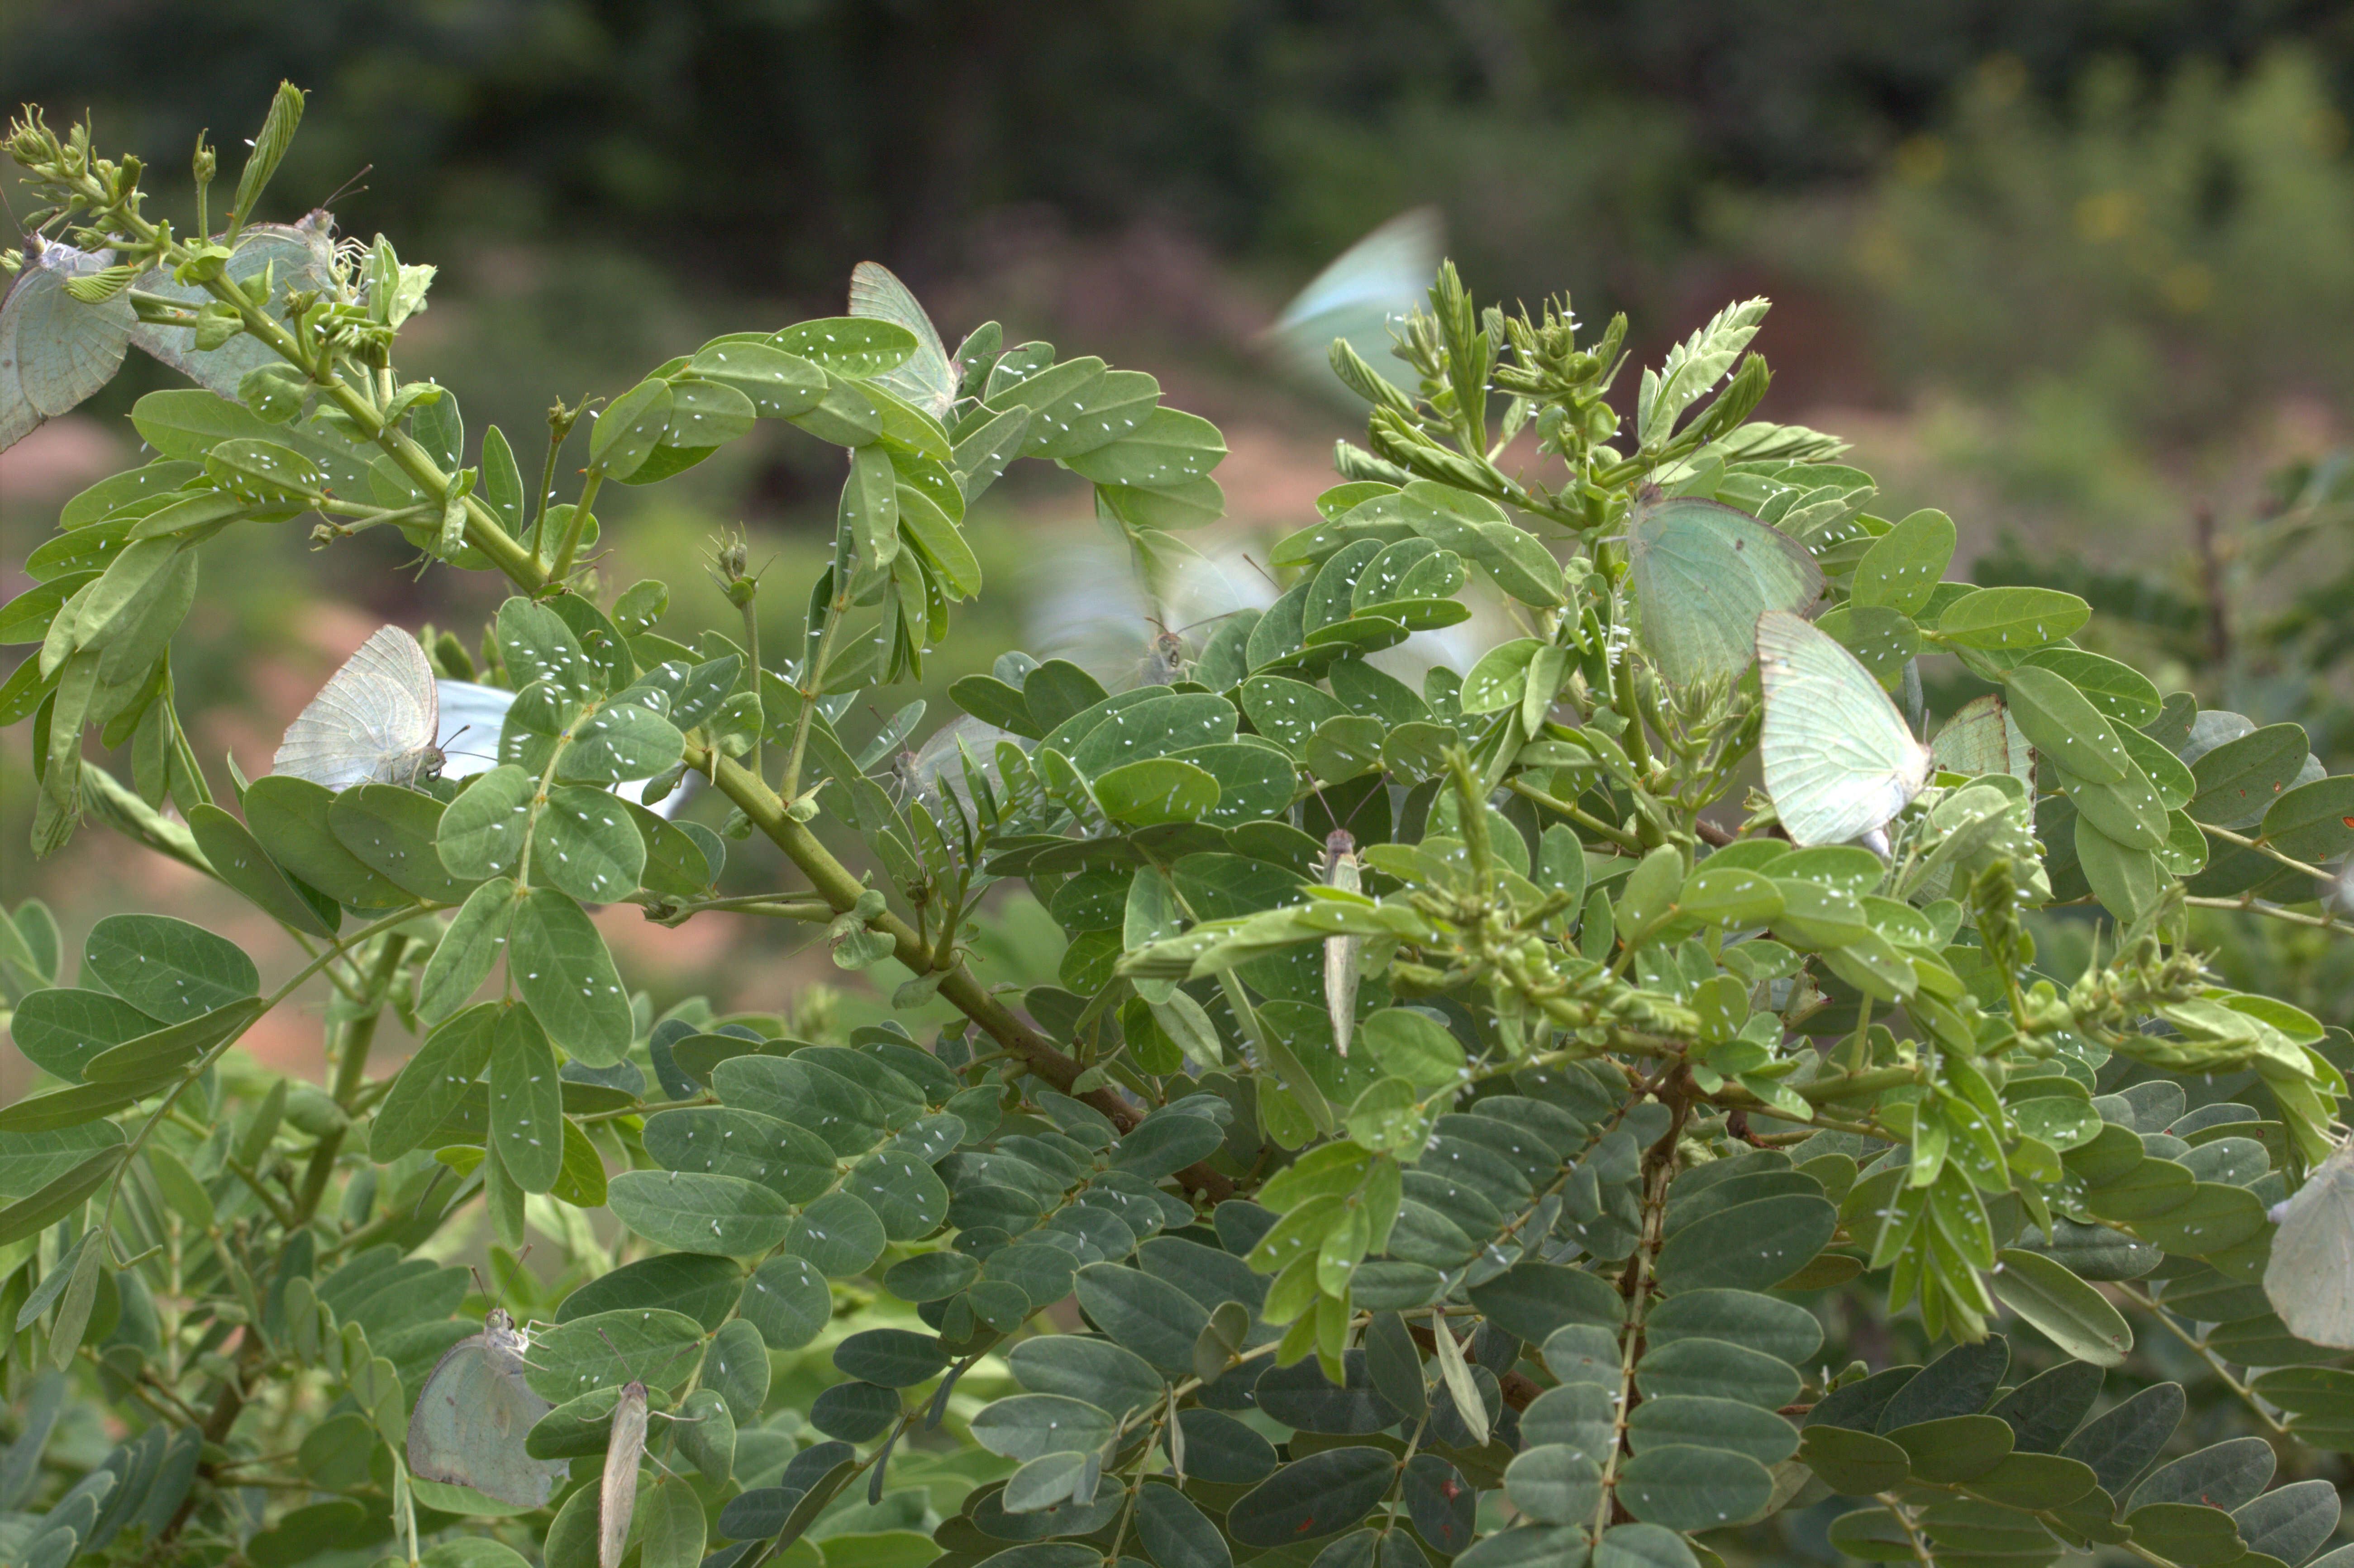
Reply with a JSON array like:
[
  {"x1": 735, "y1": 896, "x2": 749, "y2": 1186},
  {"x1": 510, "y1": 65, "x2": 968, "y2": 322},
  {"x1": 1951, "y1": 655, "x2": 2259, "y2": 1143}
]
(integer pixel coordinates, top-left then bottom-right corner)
[
  {"x1": 1756, "y1": 610, "x2": 1932, "y2": 849},
  {"x1": 2265, "y1": 1133, "x2": 2354, "y2": 1349},
  {"x1": 0, "y1": 237, "x2": 134, "y2": 454},
  {"x1": 848, "y1": 261, "x2": 959, "y2": 423},
  {"x1": 1265, "y1": 208, "x2": 1443, "y2": 398},
  {"x1": 275, "y1": 629, "x2": 685, "y2": 815},
  {"x1": 272, "y1": 627, "x2": 445, "y2": 789}
]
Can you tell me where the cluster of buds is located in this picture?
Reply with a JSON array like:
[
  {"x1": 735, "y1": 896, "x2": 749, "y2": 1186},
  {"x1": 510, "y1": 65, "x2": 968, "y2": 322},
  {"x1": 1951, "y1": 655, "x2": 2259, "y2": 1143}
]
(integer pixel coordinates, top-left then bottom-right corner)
[{"x1": 2063, "y1": 933, "x2": 2213, "y2": 1048}]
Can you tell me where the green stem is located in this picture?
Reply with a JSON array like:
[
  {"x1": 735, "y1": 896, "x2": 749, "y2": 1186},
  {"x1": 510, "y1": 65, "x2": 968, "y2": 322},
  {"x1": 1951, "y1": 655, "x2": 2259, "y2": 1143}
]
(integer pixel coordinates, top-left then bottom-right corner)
[
  {"x1": 529, "y1": 411, "x2": 573, "y2": 572},
  {"x1": 739, "y1": 591, "x2": 764, "y2": 780},
  {"x1": 548, "y1": 470, "x2": 603, "y2": 582},
  {"x1": 1506, "y1": 777, "x2": 1642, "y2": 852},
  {"x1": 292, "y1": 935, "x2": 408, "y2": 1221},
  {"x1": 2186, "y1": 894, "x2": 2346, "y2": 933},
  {"x1": 781, "y1": 554, "x2": 855, "y2": 803},
  {"x1": 1594, "y1": 1134, "x2": 1675, "y2": 1537},
  {"x1": 2199, "y1": 820, "x2": 2330, "y2": 883},
  {"x1": 2114, "y1": 1283, "x2": 2289, "y2": 1438}
]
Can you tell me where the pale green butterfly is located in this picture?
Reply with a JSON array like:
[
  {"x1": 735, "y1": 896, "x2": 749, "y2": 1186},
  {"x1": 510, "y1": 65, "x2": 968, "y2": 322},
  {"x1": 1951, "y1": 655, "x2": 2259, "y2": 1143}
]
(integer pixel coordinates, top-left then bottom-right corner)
[
  {"x1": 600, "y1": 1378, "x2": 650, "y2": 1568},
  {"x1": 1630, "y1": 491, "x2": 1825, "y2": 688},
  {"x1": 1265, "y1": 208, "x2": 1442, "y2": 399},
  {"x1": 1930, "y1": 693, "x2": 2035, "y2": 787},
  {"x1": 2265, "y1": 1134, "x2": 2354, "y2": 1349},
  {"x1": 130, "y1": 210, "x2": 343, "y2": 398},
  {"x1": 848, "y1": 261, "x2": 958, "y2": 423},
  {"x1": 272, "y1": 626, "x2": 445, "y2": 789},
  {"x1": 405, "y1": 1308, "x2": 570, "y2": 1508},
  {"x1": 1756, "y1": 609, "x2": 1933, "y2": 849},
  {"x1": 0, "y1": 236, "x2": 134, "y2": 453},
  {"x1": 1322, "y1": 825, "x2": 1363, "y2": 1057}
]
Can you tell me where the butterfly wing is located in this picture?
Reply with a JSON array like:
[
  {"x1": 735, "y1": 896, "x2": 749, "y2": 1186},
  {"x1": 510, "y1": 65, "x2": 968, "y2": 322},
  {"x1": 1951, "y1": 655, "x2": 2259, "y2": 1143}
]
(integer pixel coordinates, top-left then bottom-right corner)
[
  {"x1": 1630, "y1": 495, "x2": 1825, "y2": 687},
  {"x1": 275, "y1": 627, "x2": 440, "y2": 787},
  {"x1": 1930, "y1": 694, "x2": 2036, "y2": 787},
  {"x1": 1266, "y1": 209, "x2": 1443, "y2": 396},
  {"x1": 405, "y1": 1333, "x2": 568, "y2": 1508},
  {"x1": 2266, "y1": 1137, "x2": 2354, "y2": 1349},
  {"x1": 849, "y1": 262, "x2": 957, "y2": 423},
  {"x1": 130, "y1": 217, "x2": 343, "y2": 396},
  {"x1": 1758, "y1": 610, "x2": 1932, "y2": 846},
  {"x1": 0, "y1": 241, "x2": 134, "y2": 454},
  {"x1": 600, "y1": 1382, "x2": 650, "y2": 1568}
]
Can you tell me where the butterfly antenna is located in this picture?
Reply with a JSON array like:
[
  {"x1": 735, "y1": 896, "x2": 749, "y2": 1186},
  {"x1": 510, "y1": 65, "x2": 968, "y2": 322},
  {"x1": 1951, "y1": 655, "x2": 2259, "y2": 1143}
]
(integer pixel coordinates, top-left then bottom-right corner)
[
  {"x1": 320, "y1": 163, "x2": 372, "y2": 212},
  {"x1": 1239, "y1": 554, "x2": 1281, "y2": 591}
]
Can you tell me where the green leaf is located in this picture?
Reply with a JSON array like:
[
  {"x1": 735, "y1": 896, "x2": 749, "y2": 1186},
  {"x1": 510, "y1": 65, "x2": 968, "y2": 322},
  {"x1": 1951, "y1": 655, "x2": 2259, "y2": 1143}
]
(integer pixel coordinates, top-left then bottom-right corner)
[
  {"x1": 1458, "y1": 639, "x2": 1543, "y2": 715},
  {"x1": 2058, "y1": 1382, "x2": 2183, "y2": 1497},
  {"x1": 1615, "y1": 1444, "x2": 1773, "y2": 1531},
  {"x1": 1632, "y1": 1336, "x2": 1800, "y2": 1408},
  {"x1": 1653, "y1": 1193, "x2": 1836, "y2": 1292},
  {"x1": 739, "y1": 1255, "x2": 833, "y2": 1349},
  {"x1": 531, "y1": 786, "x2": 646, "y2": 903},
  {"x1": 785, "y1": 1190, "x2": 886, "y2": 1276},
  {"x1": 329, "y1": 785, "x2": 477, "y2": 903},
  {"x1": 558, "y1": 702, "x2": 685, "y2": 785},
  {"x1": 638, "y1": 1477, "x2": 704, "y2": 1568},
  {"x1": 2120, "y1": 1502, "x2": 2244, "y2": 1566},
  {"x1": 606, "y1": 1169, "x2": 793, "y2": 1255},
  {"x1": 1625, "y1": 1395, "x2": 1797, "y2": 1463},
  {"x1": 1073, "y1": 1262, "x2": 1209, "y2": 1374},
  {"x1": 971, "y1": 1393, "x2": 1116, "y2": 1462},
  {"x1": 1063, "y1": 405, "x2": 1225, "y2": 486},
  {"x1": 368, "y1": 1006, "x2": 499, "y2": 1162},
  {"x1": 8, "y1": 988, "x2": 167, "y2": 1081},
  {"x1": 2003, "y1": 665, "x2": 2128, "y2": 785},
  {"x1": 1226, "y1": 1447, "x2": 1397, "y2": 1547},
  {"x1": 0, "y1": 1149, "x2": 123, "y2": 1246},
  {"x1": 1679, "y1": 863, "x2": 1784, "y2": 927},
  {"x1": 1501, "y1": 1444, "x2": 1603, "y2": 1526},
  {"x1": 436, "y1": 766, "x2": 536, "y2": 881},
  {"x1": 522, "y1": 1307, "x2": 705, "y2": 1403},
  {"x1": 1988, "y1": 1248, "x2": 2131, "y2": 1365},
  {"x1": 1953, "y1": 1452, "x2": 2097, "y2": 1514},
  {"x1": 2017, "y1": 647, "x2": 2161, "y2": 727},
  {"x1": 691, "y1": 340, "x2": 826, "y2": 419},
  {"x1": 82, "y1": 914, "x2": 257, "y2": 1024},
  {"x1": 832, "y1": 1326, "x2": 949, "y2": 1388},
  {"x1": 244, "y1": 776, "x2": 414, "y2": 909},
  {"x1": 186, "y1": 803, "x2": 336, "y2": 937},
  {"x1": 1797, "y1": 1427, "x2": 1910, "y2": 1493},
  {"x1": 1645, "y1": 1288, "x2": 1823, "y2": 1364},
  {"x1": 588, "y1": 379, "x2": 673, "y2": 481},
  {"x1": 1092, "y1": 758, "x2": 1219, "y2": 825},
  {"x1": 1007, "y1": 1335, "x2": 1165, "y2": 1420},
  {"x1": 1072, "y1": 693, "x2": 1238, "y2": 776},
  {"x1": 713, "y1": 1056, "x2": 886, "y2": 1156},
  {"x1": 82, "y1": 996, "x2": 262, "y2": 1083},
  {"x1": 2187, "y1": 722, "x2": 2309, "y2": 828},
  {"x1": 488, "y1": 1006, "x2": 564, "y2": 1193},
  {"x1": 1935, "y1": 586, "x2": 2090, "y2": 650},
  {"x1": 2231, "y1": 1477, "x2": 2338, "y2": 1564},
  {"x1": 416, "y1": 877, "x2": 517, "y2": 1026},
  {"x1": 641, "y1": 1106, "x2": 835, "y2": 1201},
  {"x1": 508, "y1": 888, "x2": 633, "y2": 1067},
  {"x1": 1888, "y1": 1412, "x2": 2013, "y2": 1482},
  {"x1": 1850, "y1": 508, "x2": 1954, "y2": 616},
  {"x1": 1468, "y1": 1262, "x2": 1623, "y2": 1343},
  {"x1": 843, "y1": 1148, "x2": 949, "y2": 1240},
  {"x1": 2261, "y1": 774, "x2": 2354, "y2": 864}
]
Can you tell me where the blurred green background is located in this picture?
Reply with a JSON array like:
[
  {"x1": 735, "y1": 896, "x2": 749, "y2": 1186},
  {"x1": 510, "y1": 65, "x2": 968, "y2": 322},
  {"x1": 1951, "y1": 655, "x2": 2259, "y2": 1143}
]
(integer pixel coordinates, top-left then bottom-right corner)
[{"x1": 4, "y1": 0, "x2": 2354, "y2": 1080}]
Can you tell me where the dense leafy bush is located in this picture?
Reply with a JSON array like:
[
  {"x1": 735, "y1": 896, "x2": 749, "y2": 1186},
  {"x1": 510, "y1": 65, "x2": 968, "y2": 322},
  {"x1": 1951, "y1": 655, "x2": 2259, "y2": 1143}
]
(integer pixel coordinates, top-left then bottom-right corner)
[{"x1": 5, "y1": 89, "x2": 2354, "y2": 1568}]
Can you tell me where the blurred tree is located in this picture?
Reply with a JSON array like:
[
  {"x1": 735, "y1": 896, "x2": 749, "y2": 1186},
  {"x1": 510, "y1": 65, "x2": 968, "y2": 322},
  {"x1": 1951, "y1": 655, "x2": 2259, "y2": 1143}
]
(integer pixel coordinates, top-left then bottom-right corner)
[{"x1": 4, "y1": 0, "x2": 2346, "y2": 310}]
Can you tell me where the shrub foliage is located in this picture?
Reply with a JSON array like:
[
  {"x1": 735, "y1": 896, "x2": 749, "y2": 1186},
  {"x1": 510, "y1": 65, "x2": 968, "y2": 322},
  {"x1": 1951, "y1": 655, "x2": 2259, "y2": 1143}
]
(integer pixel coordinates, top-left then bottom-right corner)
[{"x1": 5, "y1": 88, "x2": 2354, "y2": 1568}]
